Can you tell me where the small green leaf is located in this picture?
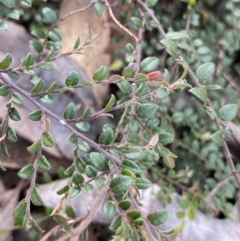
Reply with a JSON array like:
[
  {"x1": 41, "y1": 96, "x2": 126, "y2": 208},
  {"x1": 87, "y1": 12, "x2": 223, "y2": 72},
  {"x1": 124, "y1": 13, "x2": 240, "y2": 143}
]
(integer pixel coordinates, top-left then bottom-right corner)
[
  {"x1": 7, "y1": 71, "x2": 19, "y2": 81},
  {"x1": 65, "y1": 205, "x2": 76, "y2": 218},
  {"x1": 147, "y1": 210, "x2": 168, "y2": 226},
  {"x1": 98, "y1": 128, "x2": 114, "y2": 145},
  {"x1": 0, "y1": 53, "x2": 12, "y2": 70},
  {"x1": 196, "y1": 62, "x2": 215, "y2": 85},
  {"x1": 135, "y1": 178, "x2": 151, "y2": 189},
  {"x1": 43, "y1": 7, "x2": 57, "y2": 23},
  {"x1": 27, "y1": 140, "x2": 41, "y2": 153},
  {"x1": 110, "y1": 176, "x2": 133, "y2": 195},
  {"x1": 91, "y1": 1, "x2": 104, "y2": 17},
  {"x1": 85, "y1": 165, "x2": 97, "y2": 178},
  {"x1": 78, "y1": 141, "x2": 90, "y2": 152},
  {"x1": 63, "y1": 103, "x2": 76, "y2": 120},
  {"x1": 119, "y1": 200, "x2": 131, "y2": 211},
  {"x1": 93, "y1": 65, "x2": 108, "y2": 81},
  {"x1": 90, "y1": 152, "x2": 109, "y2": 171},
  {"x1": 124, "y1": 150, "x2": 144, "y2": 160},
  {"x1": 65, "y1": 71, "x2": 79, "y2": 87},
  {"x1": 140, "y1": 57, "x2": 160, "y2": 72},
  {"x1": 159, "y1": 133, "x2": 174, "y2": 145},
  {"x1": 136, "y1": 103, "x2": 158, "y2": 118},
  {"x1": 104, "y1": 201, "x2": 116, "y2": 218},
  {"x1": 127, "y1": 211, "x2": 141, "y2": 220},
  {"x1": 31, "y1": 187, "x2": 43, "y2": 206},
  {"x1": 9, "y1": 107, "x2": 21, "y2": 121},
  {"x1": 156, "y1": 87, "x2": 169, "y2": 98},
  {"x1": 166, "y1": 31, "x2": 189, "y2": 40},
  {"x1": 12, "y1": 93, "x2": 22, "y2": 105},
  {"x1": 46, "y1": 82, "x2": 57, "y2": 93},
  {"x1": 109, "y1": 216, "x2": 122, "y2": 232},
  {"x1": 8, "y1": 9, "x2": 20, "y2": 20},
  {"x1": 0, "y1": 85, "x2": 9, "y2": 96},
  {"x1": 76, "y1": 158, "x2": 86, "y2": 172},
  {"x1": 31, "y1": 28, "x2": 45, "y2": 39},
  {"x1": 22, "y1": 53, "x2": 35, "y2": 67},
  {"x1": 72, "y1": 172, "x2": 84, "y2": 185},
  {"x1": 210, "y1": 130, "x2": 224, "y2": 146},
  {"x1": 31, "y1": 79, "x2": 44, "y2": 94},
  {"x1": 136, "y1": 73, "x2": 148, "y2": 82},
  {"x1": 28, "y1": 109, "x2": 42, "y2": 121},
  {"x1": 131, "y1": 17, "x2": 142, "y2": 29},
  {"x1": 74, "y1": 36, "x2": 80, "y2": 50},
  {"x1": 3, "y1": 0, "x2": 16, "y2": 8},
  {"x1": 0, "y1": 22, "x2": 8, "y2": 31},
  {"x1": 68, "y1": 133, "x2": 77, "y2": 144},
  {"x1": 48, "y1": 28, "x2": 62, "y2": 42},
  {"x1": 30, "y1": 40, "x2": 43, "y2": 53},
  {"x1": 76, "y1": 122, "x2": 91, "y2": 132},
  {"x1": 69, "y1": 186, "x2": 81, "y2": 198},
  {"x1": 104, "y1": 94, "x2": 116, "y2": 110},
  {"x1": 6, "y1": 127, "x2": 17, "y2": 142},
  {"x1": 64, "y1": 165, "x2": 75, "y2": 176},
  {"x1": 95, "y1": 176, "x2": 106, "y2": 187},
  {"x1": 20, "y1": 0, "x2": 32, "y2": 8},
  {"x1": 57, "y1": 185, "x2": 69, "y2": 195},
  {"x1": 42, "y1": 131, "x2": 55, "y2": 147},
  {"x1": 18, "y1": 164, "x2": 34, "y2": 179},
  {"x1": 38, "y1": 155, "x2": 51, "y2": 171},
  {"x1": 163, "y1": 156, "x2": 175, "y2": 169},
  {"x1": 121, "y1": 160, "x2": 140, "y2": 174},
  {"x1": 81, "y1": 107, "x2": 91, "y2": 119},
  {"x1": 218, "y1": 104, "x2": 238, "y2": 121},
  {"x1": 116, "y1": 80, "x2": 132, "y2": 95},
  {"x1": 0, "y1": 143, "x2": 10, "y2": 157},
  {"x1": 83, "y1": 184, "x2": 93, "y2": 194},
  {"x1": 40, "y1": 95, "x2": 54, "y2": 104},
  {"x1": 160, "y1": 39, "x2": 178, "y2": 57},
  {"x1": 147, "y1": 0, "x2": 158, "y2": 7},
  {"x1": 13, "y1": 200, "x2": 27, "y2": 217},
  {"x1": 176, "y1": 211, "x2": 185, "y2": 219},
  {"x1": 189, "y1": 87, "x2": 207, "y2": 103}
]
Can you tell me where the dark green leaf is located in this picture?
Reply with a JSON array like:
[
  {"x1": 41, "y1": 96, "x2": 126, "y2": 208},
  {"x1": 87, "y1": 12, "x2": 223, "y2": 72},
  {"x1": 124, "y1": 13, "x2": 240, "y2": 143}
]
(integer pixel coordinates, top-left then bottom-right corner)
[
  {"x1": 7, "y1": 71, "x2": 19, "y2": 81},
  {"x1": 31, "y1": 79, "x2": 44, "y2": 94},
  {"x1": 6, "y1": 127, "x2": 17, "y2": 142},
  {"x1": 63, "y1": 103, "x2": 76, "y2": 120},
  {"x1": 110, "y1": 176, "x2": 133, "y2": 194},
  {"x1": 93, "y1": 65, "x2": 108, "y2": 81},
  {"x1": 46, "y1": 82, "x2": 57, "y2": 93},
  {"x1": 42, "y1": 131, "x2": 55, "y2": 147},
  {"x1": 31, "y1": 28, "x2": 45, "y2": 39},
  {"x1": 121, "y1": 160, "x2": 140, "y2": 174},
  {"x1": 0, "y1": 53, "x2": 12, "y2": 70},
  {"x1": 30, "y1": 40, "x2": 43, "y2": 53},
  {"x1": 147, "y1": 210, "x2": 168, "y2": 226},
  {"x1": 74, "y1": 36, "x2": 80, "y2": 50},
  {"x1": 43, "y1": 7, "x2": 57, "y2": 23},
  {"x1": 57, "y1": 185, "x2": 69, "y2": 195},
  {"x1": 104, "y1": 94, "x2": 116, "y2": 110},
  {"x1": 68, "y1": 133, "x2": 77, "y2": 144},
  {"x1": 127, "y1": 211, "x2": 141, "y2": 220},
  {"x1": 65, "y1": 71, "x2": 79, "y2": 87},
  {"x1": 0, "y1": 143, "x2": 10, "y2": 157},
  {"x1": 159, "y1": 133, "x2": 174, "y2": 145},
  {"x1": 21, "y1": 53, "x2": 35, "y2": 67},
  {"x1": 109, "y1": 215, "x2": 122, "y2": 232},
  {"x1": 90, "y1": 152, "x2": 109, "y2": 171},
  {"x1": 124, "y1": 150, "x2": 144, "y2": 160},
  {"x1": 98, "y1": 128, "x2": 114, "y2": 145},
  {"x1": 64, "y1": 165, "x2": 75, "y2": 176},
  {"x1": 78, "y1": 141, "x2": 90, "y2": 152},
  {"x1": 136, "y1": 103, "x2": 158, "y2": 118},
  {"x1": 28, "y1": 109, "x2": 42, "y2": 121},
  {"x1": 122, "y1": 64, "x2": 136, "y2": 78},
  {"x1": 65, "y1": 205, "x2": 76, "y2": 218},
  {"x1": 85, "y1": 165, "x2": 97, "y2": 178},
  {"x1": 135, "y1": 178, "x2": 151, "y2": 189},
  {"x1": 0, "y1": 85, "x2": 9, "y2": 96},
  {"x1": 13, "y1": 200, "x2": 26, "y2": 217},
  {"x1": 119, "y1": 200, "x2": 131, "y2": 211},
  {"x1": 48, "y1": 28, "x2": 62, "y2": 42},
  {"x1": 12, "y1": 93, "x2": 22, "y2": 105},
  {"x1": 166, "y1": 31, "x2": 189, "y2": 40},
  {"x1": 196, "y1": 62, "x2": 215, "y2": 85},
  {"x1": 38, "y1": 155, "x2": 51, "y2": 171},
  {"x1": 81, "y1": 107, "x2": 91, "y2": 119},
  {"x1": 31, "y1": 187, "x2": 43, "y2": 206},
  {"x1": 9, "y1": 107, "x2": 21, "y2": 121},
  {"x1": 76, "y1": 158, "x2": 86, "y2": 172},
  {"x1": 18, "y1": 164, "x2": 34, "y2": 179},
  {"x1": 72, "y1": 172, "x2": 84, "y2": 185},
  {"x1": 116, "y1": 80, "x2": 132, "y2": 95}
]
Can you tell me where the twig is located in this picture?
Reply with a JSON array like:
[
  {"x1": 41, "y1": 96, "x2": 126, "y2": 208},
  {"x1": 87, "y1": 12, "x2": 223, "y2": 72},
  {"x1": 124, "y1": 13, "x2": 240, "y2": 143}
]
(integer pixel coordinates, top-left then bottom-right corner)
[{"x1": 103, "y1": 0, "x2": 138, "y2": 42}]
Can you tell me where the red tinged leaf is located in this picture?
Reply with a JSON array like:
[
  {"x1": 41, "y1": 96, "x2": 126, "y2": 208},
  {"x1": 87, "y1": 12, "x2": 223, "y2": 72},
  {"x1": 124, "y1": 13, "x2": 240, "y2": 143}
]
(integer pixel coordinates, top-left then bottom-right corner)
[{"x1": 146, "y1": 71, "x2": 162, "y2": 81}]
